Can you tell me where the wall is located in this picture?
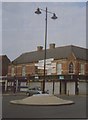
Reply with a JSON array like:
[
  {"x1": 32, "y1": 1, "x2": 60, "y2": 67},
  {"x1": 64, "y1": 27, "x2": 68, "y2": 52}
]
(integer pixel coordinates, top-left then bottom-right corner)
[{"x1": 8, "y1": 63, "x2": 36, "y2": 77}]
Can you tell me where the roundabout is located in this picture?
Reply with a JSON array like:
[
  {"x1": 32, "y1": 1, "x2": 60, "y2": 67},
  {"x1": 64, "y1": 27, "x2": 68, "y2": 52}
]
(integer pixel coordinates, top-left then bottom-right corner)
[{"x1": 10, "y1": 94, "x2": 74, "y2": 106}]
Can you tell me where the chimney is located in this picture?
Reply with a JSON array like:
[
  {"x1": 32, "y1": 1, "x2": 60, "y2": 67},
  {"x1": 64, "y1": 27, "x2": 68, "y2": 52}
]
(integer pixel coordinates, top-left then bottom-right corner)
[
  {"x1": 37, "y1": 46, "x2": 43, "y2": 51},
  {"x1": 49, "y1": 43, "x2": 55, "y2": 49}
]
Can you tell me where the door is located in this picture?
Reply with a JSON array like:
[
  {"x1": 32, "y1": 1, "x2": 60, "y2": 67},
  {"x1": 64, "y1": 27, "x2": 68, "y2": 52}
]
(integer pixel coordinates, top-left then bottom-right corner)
[{"x1": 60, "y1": 81, "x2": 66, "y2": 94}]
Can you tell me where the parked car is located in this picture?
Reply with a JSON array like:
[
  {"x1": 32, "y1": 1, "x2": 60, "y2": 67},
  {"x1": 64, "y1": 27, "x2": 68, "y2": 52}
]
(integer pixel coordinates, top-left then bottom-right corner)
[{"x1": 26, "y1": 86, "x2": 42, "y2": 96}]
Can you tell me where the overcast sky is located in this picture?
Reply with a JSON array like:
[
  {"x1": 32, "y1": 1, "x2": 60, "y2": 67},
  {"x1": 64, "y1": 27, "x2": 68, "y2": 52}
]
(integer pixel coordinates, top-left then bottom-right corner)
[{"x1": 1, "y1": 2, "x2": 86, "y2": 61}]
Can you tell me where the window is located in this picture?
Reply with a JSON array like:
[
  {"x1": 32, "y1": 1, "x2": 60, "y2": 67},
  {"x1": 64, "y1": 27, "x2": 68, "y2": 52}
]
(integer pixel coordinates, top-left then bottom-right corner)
[
  {"x1": 80, "y1": 64, "x2": 85, "y2": 75},
  {"x1": 69, "y1": 62, "x2": 74, "y2": 73},
  {"x1": 57, "y1": 64, "x2": 62, "y2": 74},
  {"x1": 22, "y1": 65, "x2": 26, "y2": 76}
]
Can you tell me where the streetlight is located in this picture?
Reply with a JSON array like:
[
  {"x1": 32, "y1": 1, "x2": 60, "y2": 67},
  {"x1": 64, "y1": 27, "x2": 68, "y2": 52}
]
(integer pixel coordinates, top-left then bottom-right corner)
[{"x1": 35, "y1": 7, "x2": 58, "y2": 93}]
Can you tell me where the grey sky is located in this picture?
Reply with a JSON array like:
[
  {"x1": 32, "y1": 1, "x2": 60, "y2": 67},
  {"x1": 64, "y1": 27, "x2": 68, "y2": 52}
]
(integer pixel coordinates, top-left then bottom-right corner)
[{"x1": 2, "y1": 2, "x2": 86, "y2": 61}]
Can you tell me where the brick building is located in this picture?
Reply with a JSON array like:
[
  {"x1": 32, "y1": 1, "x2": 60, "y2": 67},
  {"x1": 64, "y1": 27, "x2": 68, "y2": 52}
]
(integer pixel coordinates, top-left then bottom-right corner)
[
  {"x1": 0, "y1": 55, "x2": 11, "y2": 76},
  {"x1": 7, "y1": 44, "x2": 88, "y2": 95},
  {"x1": 0, "y1": 55, "x2": 11, "y2": 92}
]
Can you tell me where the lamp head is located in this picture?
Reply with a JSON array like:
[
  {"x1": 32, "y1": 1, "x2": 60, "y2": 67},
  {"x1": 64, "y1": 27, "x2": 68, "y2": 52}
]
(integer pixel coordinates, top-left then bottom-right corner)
[
  {"x1": 51, "y1": 13, "x2": 58, "y2": 20},
  {"x1": 35, "y1": 8, "x2": 41, "y2": 14}
]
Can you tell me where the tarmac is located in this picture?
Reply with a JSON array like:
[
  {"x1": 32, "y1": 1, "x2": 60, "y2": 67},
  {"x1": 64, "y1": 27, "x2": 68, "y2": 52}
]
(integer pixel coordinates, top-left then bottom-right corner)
[{"x1": 10, "y1": 94, "x2": 74, "y2": 106}]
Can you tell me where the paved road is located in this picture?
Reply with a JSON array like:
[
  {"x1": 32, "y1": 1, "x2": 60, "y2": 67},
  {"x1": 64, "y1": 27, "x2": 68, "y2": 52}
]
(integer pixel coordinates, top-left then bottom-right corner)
[{"x1": 1, "y1": 94, "x2": 88, "y2": 120}]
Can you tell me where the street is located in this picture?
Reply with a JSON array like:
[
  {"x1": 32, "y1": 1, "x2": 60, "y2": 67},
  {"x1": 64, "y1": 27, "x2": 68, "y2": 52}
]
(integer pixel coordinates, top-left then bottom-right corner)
[{"x1": 1, "y1": 94, "x2": 88, "y2": 120}]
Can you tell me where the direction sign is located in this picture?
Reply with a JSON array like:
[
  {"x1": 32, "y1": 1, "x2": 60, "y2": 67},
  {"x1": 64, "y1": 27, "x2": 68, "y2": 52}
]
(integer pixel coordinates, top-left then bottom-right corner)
[
  {"x1": 35, "y1": 58, "x2": 54, "y2": 67},
  {"x1": 38, "y1": 66, "x2": 48, "y2": 70},
  {"x1": 39, "y1": 58, "x2": 54, "y2": 63},
  {"x1": 35, "y1": 58, "x2": 56, "y2": 73}
]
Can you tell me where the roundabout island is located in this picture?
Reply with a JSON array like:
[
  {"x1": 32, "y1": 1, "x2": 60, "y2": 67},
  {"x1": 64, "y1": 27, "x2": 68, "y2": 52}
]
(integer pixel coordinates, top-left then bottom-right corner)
[{"x1": 10, "y1": 94, "x2": 74, "y2": 106}]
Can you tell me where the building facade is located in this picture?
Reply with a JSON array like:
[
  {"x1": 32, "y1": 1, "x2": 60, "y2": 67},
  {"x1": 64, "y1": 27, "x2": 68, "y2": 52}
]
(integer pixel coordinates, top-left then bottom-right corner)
[
  {"x1": 7, "y1": 44, "x2": 88, "y2": 95},
  {"x1": 0, "y1": 55, "x2": 11, "y2": 92}
]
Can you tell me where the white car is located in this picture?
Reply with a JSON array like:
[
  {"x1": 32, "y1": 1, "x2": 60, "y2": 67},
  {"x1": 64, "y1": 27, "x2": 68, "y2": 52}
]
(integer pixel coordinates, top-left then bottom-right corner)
[{"x1": 26, "y1": 86, "x2": 42, "y2": 96}]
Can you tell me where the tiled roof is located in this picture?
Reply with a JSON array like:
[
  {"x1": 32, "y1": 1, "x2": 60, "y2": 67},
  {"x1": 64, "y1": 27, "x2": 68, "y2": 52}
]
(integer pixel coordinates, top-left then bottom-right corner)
[
  {"x1": 13, "y1": 45, "x2": 88, "y2": 64},
  {"x1": 0, "y1": 55, "x2": 11, "y2": 63}
]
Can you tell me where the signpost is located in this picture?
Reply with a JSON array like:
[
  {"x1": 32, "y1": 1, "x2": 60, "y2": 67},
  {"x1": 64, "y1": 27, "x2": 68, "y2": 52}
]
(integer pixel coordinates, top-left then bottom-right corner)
[{"x1": 35, "y1": 58, "x2": 56, "y2": 74}]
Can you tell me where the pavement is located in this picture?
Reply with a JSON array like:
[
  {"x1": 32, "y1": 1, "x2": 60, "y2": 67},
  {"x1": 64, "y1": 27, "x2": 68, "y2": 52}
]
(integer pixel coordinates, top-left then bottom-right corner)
[
  {"x1": 1, "y1": 92, "x2": 26, "y2": 96},
  {"x1": 10, "y1": 94, "x2": 74, "y2": 106}
]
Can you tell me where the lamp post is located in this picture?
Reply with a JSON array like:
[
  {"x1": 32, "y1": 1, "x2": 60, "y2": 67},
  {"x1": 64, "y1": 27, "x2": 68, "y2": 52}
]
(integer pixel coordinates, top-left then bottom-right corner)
[{"x1": 35, "y1": 7, "x2": 57, "y2": 93}]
